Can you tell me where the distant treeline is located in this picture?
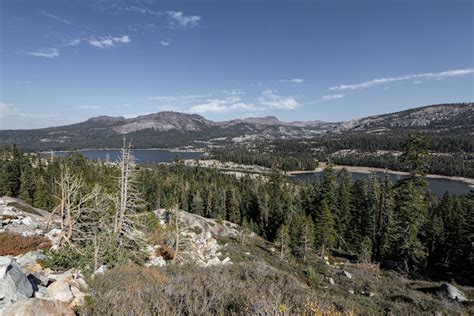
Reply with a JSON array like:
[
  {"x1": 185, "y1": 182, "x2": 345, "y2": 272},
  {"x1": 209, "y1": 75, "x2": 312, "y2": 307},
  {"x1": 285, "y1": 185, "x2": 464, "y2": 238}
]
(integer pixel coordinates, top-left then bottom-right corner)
[{"x1": 211, "y1": 131, "x2": 474, "y2": 177}]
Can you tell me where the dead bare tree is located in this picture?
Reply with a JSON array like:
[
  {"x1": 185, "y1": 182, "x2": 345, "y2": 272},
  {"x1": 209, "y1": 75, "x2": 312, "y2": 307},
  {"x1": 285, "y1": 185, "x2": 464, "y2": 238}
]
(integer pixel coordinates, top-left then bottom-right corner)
[
  {"x1": 113, "y1": 139, "x2": 146, "y2": 251},
  {"x1": 49, "y1": 166, "x2": 92, "y2": 247}
]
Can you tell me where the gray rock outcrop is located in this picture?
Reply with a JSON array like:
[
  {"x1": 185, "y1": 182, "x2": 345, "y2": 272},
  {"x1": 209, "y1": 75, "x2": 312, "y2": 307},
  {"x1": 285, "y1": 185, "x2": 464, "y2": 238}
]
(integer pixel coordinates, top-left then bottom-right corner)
[{"x1": 0, "y1": 257, "x2": 34, "y2": 307}]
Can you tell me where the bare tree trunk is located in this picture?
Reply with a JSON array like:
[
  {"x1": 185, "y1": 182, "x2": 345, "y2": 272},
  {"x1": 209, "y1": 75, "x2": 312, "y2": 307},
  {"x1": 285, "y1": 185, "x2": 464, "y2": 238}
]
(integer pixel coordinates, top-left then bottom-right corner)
[
  {"x1": 94, "y1": 236, "x2": 99, "y2": 272},
  {"x1": 115, "y1": 143, "x2": 130, "y2": 234},
  {"x1": 172, "y1": 205, "x2": 180, "y2": 264},
  {"x1": 280, "y1": 233, "x2": 285, "y2": 261}
]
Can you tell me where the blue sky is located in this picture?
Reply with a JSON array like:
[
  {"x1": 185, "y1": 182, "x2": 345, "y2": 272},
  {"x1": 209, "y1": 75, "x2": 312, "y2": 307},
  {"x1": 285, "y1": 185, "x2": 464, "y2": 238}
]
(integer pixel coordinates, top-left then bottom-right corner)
[{"x1": 0, "y1": 0, "x2": 473, "y2": 129}]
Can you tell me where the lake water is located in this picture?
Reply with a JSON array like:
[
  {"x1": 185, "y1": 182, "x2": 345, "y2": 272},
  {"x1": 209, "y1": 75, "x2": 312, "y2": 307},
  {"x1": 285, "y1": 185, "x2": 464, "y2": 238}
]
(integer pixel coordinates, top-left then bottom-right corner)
[
  {"x1": 50, "y1": 149, "x2": 203, "y2": 164},
  {"x1": 48, "y1": 149, "x2": 471, "y2": 196},
  {"x1": 290, "y1": 171, "x2": 472, "y2": 196}
]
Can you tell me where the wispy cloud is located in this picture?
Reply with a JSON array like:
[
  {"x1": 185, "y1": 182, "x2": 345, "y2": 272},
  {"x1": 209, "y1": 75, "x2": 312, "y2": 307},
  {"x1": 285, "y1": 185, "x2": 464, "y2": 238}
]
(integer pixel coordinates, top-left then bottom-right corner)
[
  {"x1": 0, "y1": 102, "x2": 56, "y2": 120},
  {"x1": 77, "y1": 105, "x2": 101, "y2": 110},
  {"x1": 259, "y1": 89, "x2": 299, "y2": 110},
  {"x1": 281, "y1": 78, "x2": 304, "y2": 84},
  {"x1": 39, "y1": 10, "x2": 90, "y2": 31},
  {"x1": 160, "y1": 40, "x2": 170, "y2": 46},
  {"x1": 148, "y1": 94, "x2": 211, "y2": 102},
  {"x1": 321, "y1": 94, "x2": 344, "y2": 100},
  {"x1": 105, "y1": 3, "x2": 201, "y2": 29},
  {"x1": 329, "y1": 68, "x2": 474, "y2": 91},
  {"x1": 23, "y1": 48, "x2": 60, "y2": 58},
  {"x1": 0, "y1": 102, "x2": 14, "y2": 118},
  {"x1": 88, "y1": 35, "x2": 131, "y2": 48},
  {"x1": 165, "y1": 11, "x2": 201, "y2": 29},
  {"x1": 188, "y1": 97, "x2": 261, "y2": 114},
  {"x1": 221, "y1": 89, "x2": 246, "y2": 96},
  {"x1": 39, "y1": 10, "x2": 73, "y2": 25},
  {"x1": 66, "y1": 39, "x2": 82, "y2": 47}
]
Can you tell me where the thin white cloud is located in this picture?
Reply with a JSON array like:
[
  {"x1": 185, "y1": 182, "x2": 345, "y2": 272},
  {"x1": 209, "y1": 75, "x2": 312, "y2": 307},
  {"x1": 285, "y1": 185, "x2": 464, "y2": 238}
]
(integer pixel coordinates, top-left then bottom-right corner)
[
  {"x1": 321, "y1": 94, "x2": 344, "y2": 100},
  {"x1": 188, "y1": 97, "x2": 262, "y2": 114},
  {"x1": 259, "y1": 89, "x2": 299, "y2": 110},
  {"x1": 330, "y1": 68, "x2": 474, "y2": 91},
  {"x1": 88, "y1": 35, "x2": 130, "y2": 48},
  {"x1": 39, "y1": 10, "x2": 73, "y2": 25},
  {"x1": 147, "y1": 94, "x2": 211, "y2": 102},
  {"x1": 160, "y1": 40, "x2": 170, "y2": 46},
  {"x1": 165, "y1": 11, "x2": 201, "y2": 29},
  {"x1": 281, "y1": 78, "x2": 304, "y2": 83},
  {"x1": 221, "y1": 89, "x2": 246, "y2": 96},
  {"x1": 107, "y1": 4, "x2": 201, "y2": 29},
  {"x1": 67, "y1": 39, "x2": 81, "y2": 47},
  {"x1": 77, "y1": 105, "x2": 101, "y2": 110},
  {"x1": 0, "y1": 102, "x2": 56, "y2": 121},
  {"x1": 0, "y1": 102, "x2": 14, "y2": 118},
  {"x1": 23, "y1": 48, "x2": 60, "y2": 58}
]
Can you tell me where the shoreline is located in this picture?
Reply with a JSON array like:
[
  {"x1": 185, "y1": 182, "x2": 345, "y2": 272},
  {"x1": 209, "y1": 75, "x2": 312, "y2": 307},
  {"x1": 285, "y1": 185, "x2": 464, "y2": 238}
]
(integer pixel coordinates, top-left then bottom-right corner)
[
  {"x1": 287, "y1": 163, "x2": 474, "y2": 188},
  {"x1": 39, "y1": 147, "x2": 205, "y2": 153}
]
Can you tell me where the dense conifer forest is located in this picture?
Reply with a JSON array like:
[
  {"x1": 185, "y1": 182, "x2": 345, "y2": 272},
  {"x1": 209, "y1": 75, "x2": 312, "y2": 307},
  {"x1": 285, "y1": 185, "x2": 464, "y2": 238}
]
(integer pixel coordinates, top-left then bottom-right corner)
[{"x1": 211, "y1": 131, "x2": 474, "y2": 177}]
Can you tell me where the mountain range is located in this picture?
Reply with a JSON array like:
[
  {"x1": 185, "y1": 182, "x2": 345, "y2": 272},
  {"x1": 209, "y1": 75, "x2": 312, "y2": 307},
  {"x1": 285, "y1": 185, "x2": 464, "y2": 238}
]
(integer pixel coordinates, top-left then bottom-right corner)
[{"x1": 0, "y1": 103, "x2": 472, "y2": 151}]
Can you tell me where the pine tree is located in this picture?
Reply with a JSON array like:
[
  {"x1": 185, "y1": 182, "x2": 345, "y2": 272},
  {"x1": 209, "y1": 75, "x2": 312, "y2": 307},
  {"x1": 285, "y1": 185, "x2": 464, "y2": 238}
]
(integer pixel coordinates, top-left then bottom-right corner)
[
  {"x1": 191, "y1": 191, "x2": 204, "y2": 216},
  {"x1": 298, "y1": 215, "x2": 315, "y2": 263},
  {"x1": 315, "y1": 199, "x2": 335, "y2": 257},
  {"x1": 336, "y1": 169, "x2": 352, "y2": 249},
  {"x1": 19, "y1": 163, "x2": 36, "y2": 205},
  {"x1": 374, "y1": 173, "x2": 394, "y2": 262},
  {"x1": 275, "y1": 224, "x2": 291, "y2": 261}
]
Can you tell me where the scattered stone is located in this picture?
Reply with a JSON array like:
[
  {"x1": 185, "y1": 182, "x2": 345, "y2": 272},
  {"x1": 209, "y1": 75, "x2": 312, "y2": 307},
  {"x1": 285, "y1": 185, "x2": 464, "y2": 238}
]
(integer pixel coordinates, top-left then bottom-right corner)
[
  {"x1": 47, "y1": 279, "x2": 74, "y2": 304},
  {"x1": 206, "y1": 257, "x2": 221, "y2": 267},
  {"x1": 15, "y1": 251, "x2": 45, "y2": 267},
  {"x1": 0, "y1": 298, "x2": 74, "y2": 316},
  {"x1": 20, "y1": 217, "x2": 38, "y2": 229},
  {"x1": 33, "y1": 285, "x2": 49, "y2": 299},
  {"x1": 94, "y1": 265, "x2": 108, "y2": 275},
  {"x1": 146, "y1": 256, "x2": 166, "y2": 267},
  {"x1": 69, "y1": 285, "x2": 86, "y2": 308},
  {"x1": 45, "y1": 229, "x2": 62, "y2": 247},
  {"x1": 340, "y1": 270, "x2": 352, "y2": 279},
  {"x1": 22, "y1": 262, "x2": 43, "y2": 274},
  {"x1": 328, "y1": 277, "x2": 335, "y2": 285},
  {"x1": 222, "y1": 257, "x2": 232, "y2": 265},
  {"x1": 348, "y1": 289, "x2": 354, "y2": 295},
  {"x1": 0, "y1": 256, "x2": 34, "y2": 307},
  {"x1": 440, "y1": 284, "x2": 467, "y2": 303}
]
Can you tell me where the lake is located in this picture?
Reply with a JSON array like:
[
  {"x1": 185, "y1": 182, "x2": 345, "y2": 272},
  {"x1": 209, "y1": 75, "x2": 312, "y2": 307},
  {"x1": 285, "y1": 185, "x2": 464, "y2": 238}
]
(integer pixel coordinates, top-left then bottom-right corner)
[
  {"x1": 48, "y1": 149, "x2": 471, "y2": 196},
  {"x1": 49, "y1": 149, "x2": 203, "y2": 164},
  {"x1": 290, "y1": 171, "x2": 473, "y2": 196}
]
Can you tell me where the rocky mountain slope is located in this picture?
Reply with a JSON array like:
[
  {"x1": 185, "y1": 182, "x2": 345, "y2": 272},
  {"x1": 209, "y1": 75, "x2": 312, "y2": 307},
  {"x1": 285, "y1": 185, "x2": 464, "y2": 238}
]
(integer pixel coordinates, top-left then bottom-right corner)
[{"x1": 0, "y1": 103, "x2": 472, "y2": 151}]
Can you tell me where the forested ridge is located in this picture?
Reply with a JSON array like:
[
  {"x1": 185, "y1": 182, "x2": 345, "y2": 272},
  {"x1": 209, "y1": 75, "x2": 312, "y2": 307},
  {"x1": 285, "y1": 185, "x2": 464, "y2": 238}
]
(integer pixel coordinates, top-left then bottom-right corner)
[
  {"x1": 211, "y1": 131, "x2": 474, "y2": 177},
  {"x1": 1, "y1": 133, "x2": 473, "y2": 285}
]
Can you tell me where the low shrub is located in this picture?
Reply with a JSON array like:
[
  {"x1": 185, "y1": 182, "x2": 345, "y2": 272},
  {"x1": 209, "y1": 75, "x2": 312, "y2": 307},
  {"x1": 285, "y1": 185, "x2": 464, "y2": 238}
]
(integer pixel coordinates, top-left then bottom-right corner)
[
  {"x1": 81, "y1": 261, "x2": 349, "y2": 315},
  {"x1": 156, "y1": 244, "x2": 175, "y2": 260},
  {"x1": 0, "y1": 232, "x2": 51, "y2": 256}
]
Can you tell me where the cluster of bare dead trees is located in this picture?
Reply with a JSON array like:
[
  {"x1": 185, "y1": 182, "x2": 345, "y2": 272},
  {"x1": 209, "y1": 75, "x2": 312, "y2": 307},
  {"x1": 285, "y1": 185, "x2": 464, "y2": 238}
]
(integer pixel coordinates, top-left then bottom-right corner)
[{"x1": 48, "y1": 140, "x2": 146, "y2": 272}]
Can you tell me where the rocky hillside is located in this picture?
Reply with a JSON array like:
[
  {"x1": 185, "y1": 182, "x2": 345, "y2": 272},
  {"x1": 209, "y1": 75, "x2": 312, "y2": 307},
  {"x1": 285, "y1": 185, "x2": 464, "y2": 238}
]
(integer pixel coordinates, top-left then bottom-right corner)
[
  {"x1": 0, "y1": 103, "x2": 471, "y2": 151},
  {"x1": 337, "y1": 103, "x2": 474, "y2": 133},
  {"x1": 1, "y1": 196, "x2": 473, "y2": 315}
]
